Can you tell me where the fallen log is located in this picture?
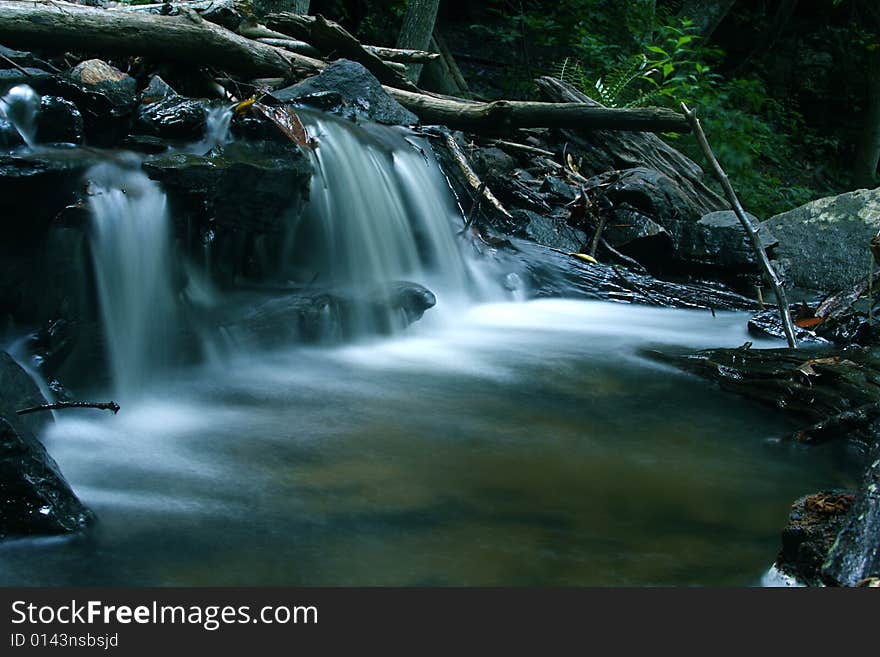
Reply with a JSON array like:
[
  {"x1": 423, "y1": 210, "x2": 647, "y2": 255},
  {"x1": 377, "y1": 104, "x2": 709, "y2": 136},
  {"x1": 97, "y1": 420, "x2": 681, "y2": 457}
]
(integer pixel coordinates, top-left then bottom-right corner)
[
  {"x1": 385, "y1": 87, "x2": 691, "y2": 133},
  {"x1": 430, "y1": 129, "x2": 511, "y2": 219},
  {"x1": 0, "y1": 1, "x2": 323, "y2": 79},
  {"x1": 501, "y1": 238, "x2": 760, "y2": 311},
  {"x1": 648, "y1": 345, "x2": 880, "y2": 434}
]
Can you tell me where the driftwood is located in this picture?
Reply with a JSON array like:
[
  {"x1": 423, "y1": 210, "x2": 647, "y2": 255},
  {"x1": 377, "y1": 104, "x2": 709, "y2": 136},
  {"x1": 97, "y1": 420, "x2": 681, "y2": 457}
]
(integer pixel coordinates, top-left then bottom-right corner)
[
  {"x1": 0, "y1": 1, "x2": 324, "y2": 79},
  {"x1": 534, "y1": 76, "x2": 725, "y2": 216},
  {"x1": 17, "y1": 401, "x2": 120, "y2": 415},
  {"x1": 431, "y1": 130, "x2": 512, "y2": 219},
  {"x1": 793, "y1": 403, "x2": 880, "y2": 445},
  {"x1": 682, "y1": 102, "x2": 798, "y2": 349},
  {"x1": 505, "y1": 239, "x2": 760, "y2": 311},
  {"x1": 386, "y1": 87, "x2": 691, "y2": 133},
  {"x1": 255, "y1": 37, "x2": 321, "y2": 57},
  {"x1": 650, "y1": 346, "x2": 880, "y2": 435}
]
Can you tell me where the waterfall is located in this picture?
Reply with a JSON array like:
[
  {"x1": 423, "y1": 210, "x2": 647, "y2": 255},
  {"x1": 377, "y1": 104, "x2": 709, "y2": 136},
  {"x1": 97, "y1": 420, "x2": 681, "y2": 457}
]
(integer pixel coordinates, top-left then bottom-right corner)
[
  {"x1": 86, "y1": 161, "x2": 177, "y2": 397},
  {"x1": 292, "y1": 112, "x2": 498, "y2": 310},
  {"x1": 0, "y1": 84, "x2": 40, "y2": 147}
]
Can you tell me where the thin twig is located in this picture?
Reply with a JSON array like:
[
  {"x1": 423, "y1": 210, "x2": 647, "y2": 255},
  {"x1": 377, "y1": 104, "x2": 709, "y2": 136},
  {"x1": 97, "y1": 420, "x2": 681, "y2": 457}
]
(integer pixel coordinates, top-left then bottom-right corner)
[
  {"x1": 599, "y1": 237, "x2": 648, "y2": 273},
  {"x1": 588, "y1": 214, "x2": 607, "y2": 258},
  {"x1": 17, "y1": 401, "x2": 120, "y2": 416},
  {"x1": 464, "y1": 182, "x2": 486, "y2": 229},
  {"x1": 681, "y1": 102, "x2": 797, "y2": 348}
]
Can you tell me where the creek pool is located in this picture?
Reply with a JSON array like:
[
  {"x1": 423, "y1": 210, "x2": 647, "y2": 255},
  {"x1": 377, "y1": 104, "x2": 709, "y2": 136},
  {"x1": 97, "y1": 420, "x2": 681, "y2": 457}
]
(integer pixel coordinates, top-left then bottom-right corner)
[{"x1": 0, "y1": 299, "x2": 857, "y2": 586}]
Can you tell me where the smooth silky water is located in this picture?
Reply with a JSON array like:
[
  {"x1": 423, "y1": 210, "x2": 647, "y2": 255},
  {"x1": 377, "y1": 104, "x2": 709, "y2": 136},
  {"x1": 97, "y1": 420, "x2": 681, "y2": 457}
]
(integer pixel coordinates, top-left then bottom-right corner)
[{"x1": 0, "y1": 104, "x2": 858, "y2": 586}]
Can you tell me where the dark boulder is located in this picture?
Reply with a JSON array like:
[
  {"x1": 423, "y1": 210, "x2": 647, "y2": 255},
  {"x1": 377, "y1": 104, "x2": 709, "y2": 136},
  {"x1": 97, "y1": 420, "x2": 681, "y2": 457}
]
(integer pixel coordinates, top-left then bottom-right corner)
[
  {"x1": 585, "y1": 167, "x2": 703, "y2": 226},
  {"x1": 574, "y1": 167, "x2": 707, "y2": 267},
  {"x1": 271, "y1": 59, "x2": 418, "y2": 126},
  {"x1": 219, "y1": 281, "x2": 437, "y2": 345},
  {"x1": 775, "y1": 491, "x2": 855, "y2": 586},
  {"x1": 492, "y1": 238, "x2": 759, "y2": 310},
  {"x1": 142, "y1": 141, "x2": 311, "y2": 283},
  {"x1": 134, "y1": 95, "x2": 214, "y2": 141},
  {"x1": 823, "y1": 437, "x2": 880, "y2": 586},
  {"x1": 67, "y1": 59, "x2": 137, "y2": 110},
  {"x1": 511, "y1": 209, "x2": 585, "y2": 253},
  {"x1": 0, "y1": 352, "x2": 94, "y2": 540},
  {"x1": 761, "y1": 187, "x2": 880, "y2": 293},
  {"x1": 35, "y1": 96, "x2": 84, "y2": 145},
  {"x1": 142, "y1": 140, "x2": 311, "y2": 235},
  {"x1": 669, "y1": 210, "x2": 776, "y2": 275},
  {"x1": 0, "y1": 149, "x2": 92, "y2": 239}
]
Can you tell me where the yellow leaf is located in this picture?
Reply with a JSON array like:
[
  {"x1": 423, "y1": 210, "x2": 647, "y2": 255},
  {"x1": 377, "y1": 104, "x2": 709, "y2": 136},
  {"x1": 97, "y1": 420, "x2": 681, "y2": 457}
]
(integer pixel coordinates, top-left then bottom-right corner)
[
  {"x1": 233, "y1": 97, "x2": 256, "y2": 115},
  {"x1": 569, "y1": 253, "x2": 597, "y2": 264}
]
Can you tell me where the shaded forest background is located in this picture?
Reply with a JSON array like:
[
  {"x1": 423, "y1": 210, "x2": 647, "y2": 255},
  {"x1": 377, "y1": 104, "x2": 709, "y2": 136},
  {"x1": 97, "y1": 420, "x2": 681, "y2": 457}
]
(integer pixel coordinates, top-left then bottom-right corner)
[{"x1": 299, "y1": 0, "x2": 879, "y2": 218}]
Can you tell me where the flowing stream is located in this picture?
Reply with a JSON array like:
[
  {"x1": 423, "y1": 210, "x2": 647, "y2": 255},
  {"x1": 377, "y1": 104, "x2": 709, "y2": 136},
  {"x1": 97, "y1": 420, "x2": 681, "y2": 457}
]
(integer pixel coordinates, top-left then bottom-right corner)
[{"x1": 0, "y1": 105, "x2": 859, "y2": 586}]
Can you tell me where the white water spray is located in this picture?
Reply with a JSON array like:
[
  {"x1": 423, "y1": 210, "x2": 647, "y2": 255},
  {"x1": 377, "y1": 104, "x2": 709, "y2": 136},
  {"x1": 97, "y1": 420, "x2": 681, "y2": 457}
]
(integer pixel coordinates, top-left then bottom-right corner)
[
  {"x1": 0, "y1": 84, "x2": 40, "y2": 147},
  {"x1": 87, "y1": 162, "x2": 178, "y2": 397},
  {"x1": 294, "y1": 113, "x2": 499, "y2": 310}
]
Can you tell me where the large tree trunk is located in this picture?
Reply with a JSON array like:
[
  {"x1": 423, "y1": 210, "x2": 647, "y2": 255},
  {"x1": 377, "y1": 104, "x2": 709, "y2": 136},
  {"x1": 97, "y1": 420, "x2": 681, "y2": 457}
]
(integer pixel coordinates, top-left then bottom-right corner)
[
  {"x1": 854, "y1": 47, "x2": 880, "y2": 189},
  {"x1": 0, "y1": 1, "x2": 323, "y2": 78},
  {"x1": 419, "y1": 33, "x2": 470, "y2": 97},
  {"x1": 395, "y1": 0, "x2": 441, "y2": 82},
  {"x1": 676, "y1": 0, "x2": 737, "y2": 37}
]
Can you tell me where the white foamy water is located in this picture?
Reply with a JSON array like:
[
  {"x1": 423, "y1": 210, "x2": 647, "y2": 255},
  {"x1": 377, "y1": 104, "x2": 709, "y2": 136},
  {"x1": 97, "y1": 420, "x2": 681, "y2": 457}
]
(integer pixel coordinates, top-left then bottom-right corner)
[
  {"x1": 0, "y1": 84, "x2": 39, "y2": 147},
  {"x1": 86, "y1": 161, "x2": 177, "y2": 398}
]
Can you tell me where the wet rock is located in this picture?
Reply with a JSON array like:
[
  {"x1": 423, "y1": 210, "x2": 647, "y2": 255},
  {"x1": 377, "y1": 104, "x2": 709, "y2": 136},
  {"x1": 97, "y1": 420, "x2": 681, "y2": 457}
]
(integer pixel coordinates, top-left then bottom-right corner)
[
  {"x1": 271, "y1": 60, "x2": 419, "y2": 126},
  {"x1": 669, "y1": 210, "x2": 777, "y2": 275},
  {"x1": 0, "y1": 351, "x2": 50, "y2": 437},
  {"x1": 761, "y1": 187, "x2": 880, "y2": 293},
  {"x1": 776, "y1": 491, "x2": 855, "y2": 586},
  {"x1": 574, "y1": 167, "x2": 704, "y2": 266},
  {"x1": 511, "y1": 209, "x2": 585, "y2": 253},
  {"x1": 142, "y1": 140, "x2": 311, "y2": 235},
  {"x1": 222, "y1": 281, "x2": 437, "y2": 345},
  {"x1": 823, "y1": 437, "x2": 880, "y2": 586},
  {"x1": 602, "y1": 205, "x2": 671, "y2": 261},
  {"x1": 493, "y1": 237, "x2": 760, "y2": 310},
  {"x1": 0, "y1": 68, "x2": 55, "y2": 88},
  {"x1": 540, "y1": 176, "x2": 578, "y2": 200},
  {"x1": 0, "y1": 45, "x2": 47, "y2": 71},
  {"x1": 67, "y1": 59, "x2": 137, "y2": 110},
  {"x1": 35, "y1": 96, "x2": 84, "y2": 145},
  {"x1": 470, "y1": 146, "x2": 517, "y2": 182},
  {"x1": 587, "y1": 167, "x2": 702, "y2": 226},
  {"x1": 134, "y1": 95, "x2": 213, "y2": 141},
  {"x1": 0, "y1": 352, "x2": 95, "y2": 540},
  {"x1": 747, "y1": 309, "x2": 828, "y2": 344},
  {"x1": 140, "y1": 75, "x2": 177, "y2": 105},
  {"x1": 0, "y1": 150, "x2": 90, "y2": 239}
]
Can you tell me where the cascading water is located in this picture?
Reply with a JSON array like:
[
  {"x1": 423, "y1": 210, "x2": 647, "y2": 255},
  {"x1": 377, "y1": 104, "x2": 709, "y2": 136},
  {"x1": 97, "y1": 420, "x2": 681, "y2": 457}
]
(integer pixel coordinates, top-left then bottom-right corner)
[
  {"x1": 0, "y1": 84, "x2": 40, "y2": 147},
  {"x1": 86, "y1": 160, "x2": 178, "y2": 398},
  {"x1": 1, "y1": 107, "x2": 858, "y2": 588},
  {"x1": 291, "y1": 112, "x2": 499, "y2": 319}
]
